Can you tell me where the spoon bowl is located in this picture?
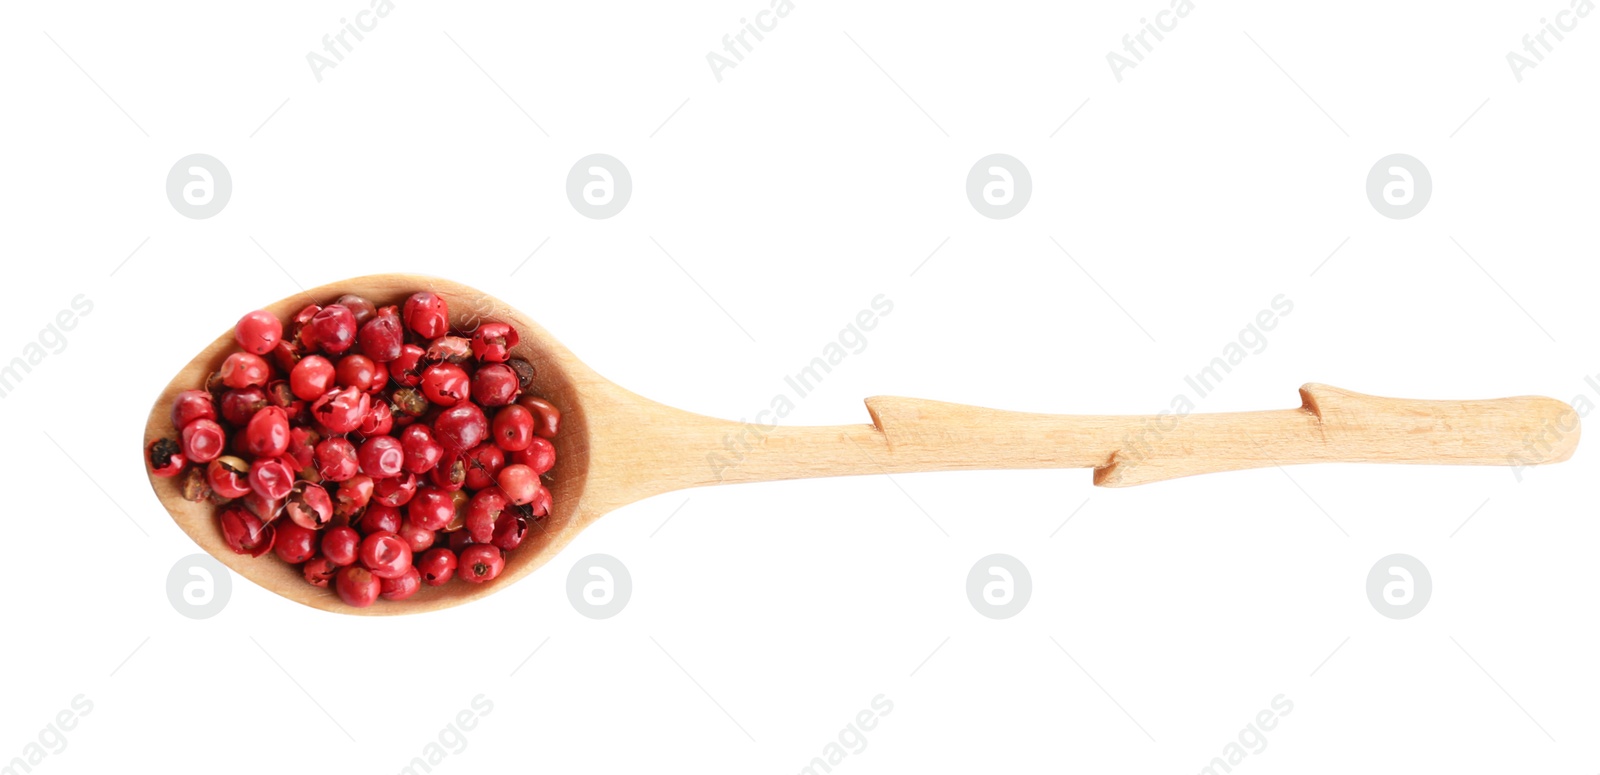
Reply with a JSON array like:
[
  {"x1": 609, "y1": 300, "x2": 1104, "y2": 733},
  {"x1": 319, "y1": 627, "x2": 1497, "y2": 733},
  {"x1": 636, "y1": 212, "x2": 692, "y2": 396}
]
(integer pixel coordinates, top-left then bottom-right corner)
[
  {"x1": 146, "y1": 275, "x2": 1579, "y2": 615},
  {"x1": 146, "y1": 275, "x2": 606, "y2": 614}
]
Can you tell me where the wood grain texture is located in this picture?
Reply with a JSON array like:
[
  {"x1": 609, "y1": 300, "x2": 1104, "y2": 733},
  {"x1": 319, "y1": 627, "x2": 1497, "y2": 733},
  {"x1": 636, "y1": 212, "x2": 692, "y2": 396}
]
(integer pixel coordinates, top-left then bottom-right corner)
[{"x1": 144, "y1": 275, "x2": 1581, "y2": 615}]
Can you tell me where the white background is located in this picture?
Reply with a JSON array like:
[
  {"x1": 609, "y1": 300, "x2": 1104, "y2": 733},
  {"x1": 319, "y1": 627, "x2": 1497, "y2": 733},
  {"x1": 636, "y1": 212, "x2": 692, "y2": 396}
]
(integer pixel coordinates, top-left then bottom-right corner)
[{"x1": 2, "y1": 1, "x2": 1597, "y2": 773}]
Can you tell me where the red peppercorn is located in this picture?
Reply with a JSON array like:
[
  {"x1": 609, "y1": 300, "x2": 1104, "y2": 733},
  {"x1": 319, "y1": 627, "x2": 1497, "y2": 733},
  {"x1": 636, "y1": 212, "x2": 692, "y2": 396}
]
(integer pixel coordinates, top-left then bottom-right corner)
[
  {"x1": 357, "y1": 502, "x2": 404, "y2": 535},
  {"x1": 242, "y1": 489, "x2": 283, "y2": 522},
  {"x1": 179, "y1": 467, "x2": 213, "y2": 503},
  {"x1": 463, "y1": 443, "x2": 504, "y2": 490},
  {"x1": 357, "y1": 305, "x2": 404, "y2": 362},
  {"x1": 335, "y1": 294, "x2": 376, "y2": 326},
  {"x1": 424, "y1": 335, "x2": 473, "y2": 364},
  {"x1": 243, "y1": 405, "x2": 291, "y2": 458},
  {"x1": 399, "y1": 424, "x2": 444, "y2": 474},
  {"x1": 429, "y1": 455, "x2": 467, "y2": 491},
  {"x1": 219, "y1": 505, "x2": 275, "y2": 557},
  {"x1": 403, "y1": 292, "x2": 449, "y2": 339},
  {"x1": 358, "y1": 400, "x2": 395, "y2": 438},
  {"x1": 285, "y1": 481, "x2": 334, "y2": 529},
  {"x1": 311, "y1": 386, "x2": 370, "y2": 435},
  {"x1": 305, "y1": 304, "x2": 358, "y2": 355},
  {"x1": 372, "y1": 472, "x2": 418, "y2": 508},
  {"x1": 380, "y1": 566, "x2": 422, "y2": 601},
  {"x1": 529, "y1": 485, "x2": 552, "y2": 517},
  {"x1": 470, "y1": 363, "x2": 519, "y2": 407},
  {"x1": 471, "y1": 322, "x2": 520, "y2": 363},
  {"x1": 492, "y1": 404, "x2": 535, "y2": 452},
  {"x1": 285, "y1": 427, "x2": 320, "y2": 476},
  {"x1": 517, "y1": 396, "x2": 561, "y2": 439},
  {"x1": 407, "y1": 487, "x2": 455, "y2": 531},
  {"x1": 420, "y1": 363, "x2": 470, "y2": 406},
  {"x1": 497, "y1": 464, "x2": 539, "y2": 506},
  {"x1": 333, "y1": 475, "x2": 375, "y2": 521},
  {"x1": 171, "y1": 389, "x2": 217, "y2": 428},
  {"x1": 388, "y1": 344, "x2": 427, "y2": 387},
  {"x1": 235, "y1": 310, "x2": 283, "y2": 355},
  {"x1": 396, "y1": 519, "x2": 436, "y2": 554},
  {"x1": 355, "y1": 505, "x2": 400, "y2": 541},
  {"x1": 506, "y1": 359, "x2": 536, "y2": 392},
  {"x1": 273, "y1": 521, "x2": 318, "y2": 564},
  {"x1": 335, "y1": 565, "x2": 381, "y2": 607},
  {"x1": 264, "y1": 380, "x2": 295, "y2": 410},
  {"x1": 417, "y1": 548, "x2": 457, "y2": 586},
  {"x1": 303, "y1": 556, "x2": 339, "y2": 588},
  {"x1": 180, "y1": 418, "x2": 227, "y2": 464},
  {"x1": 359, "y1": 531, "x2": 413, "y2": 579},
  {"x1": 433, "y1": 403, "x2": 488, "y2": 453},
  {"x1": 322, "y1": 526, "x2": 361, "y2": 566},
  {"x1": 446, "y1": 529, "x2": 474, "y2": 553},
  {"x1": 363, "y1": 364, "x2": 391, "y2": 396},
  {"x1": 465, "y1": 487, "x2": 509, "y2": 544},
  {"x1": 270, "y1": 338, "x2": 303, "y2": 374},
  {"x1": 219, "y1": 387, "x2": 269, "y2": 426},
  {"x1": 290, "y1": 355, "x2": 336, "y2": 401},
  {"x1": 147, "y1": 438, "x2": 186, "y2": 478},
  {"x1": 512, "y1": 435, "x2": 556, "y2": 475},
  {"x1": 282, "y1": 400, "x2": 310, "y2": 427},
  {"x1": 314, "y1": 437, "x2": 359, "y2": 482},
  {"x1": 336, "y1": 354, "x2": 381, "y2": 393},
  {"x1": 357, "y1": 435, "x2": 405, "y2": 479},
  {"x1": 249, "y1": 457, "x2": 296, "y2": 501},
  {"x1": 457, "y1": 545, "x2": 504, "y2": 583},
  {"x1": 207, "y1": 456, "x2": 254, "y2": 499},
  {"x1": 491, "y1": 510, "x2": 529, "y2": 551},
  {"x1": 221, "y1": 352, "x2": 271, "y2": 389},
  {"x1": 287, "y1": 303, "x2": 321, "y2": 343}
]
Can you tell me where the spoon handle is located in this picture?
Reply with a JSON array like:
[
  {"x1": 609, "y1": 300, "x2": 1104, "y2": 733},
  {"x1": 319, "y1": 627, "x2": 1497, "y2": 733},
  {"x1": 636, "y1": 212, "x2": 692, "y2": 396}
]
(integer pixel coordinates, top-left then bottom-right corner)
[{"x1": 669, "y1": 383, "x2": 1578, "y2": 490}]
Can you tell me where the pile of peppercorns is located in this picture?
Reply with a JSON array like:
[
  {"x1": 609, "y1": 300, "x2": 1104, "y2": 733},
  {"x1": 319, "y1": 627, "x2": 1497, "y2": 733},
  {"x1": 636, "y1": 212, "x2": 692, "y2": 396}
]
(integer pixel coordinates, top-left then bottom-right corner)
[{"x1": 146, "y1": 291, "x2": 558, "y2": 607}]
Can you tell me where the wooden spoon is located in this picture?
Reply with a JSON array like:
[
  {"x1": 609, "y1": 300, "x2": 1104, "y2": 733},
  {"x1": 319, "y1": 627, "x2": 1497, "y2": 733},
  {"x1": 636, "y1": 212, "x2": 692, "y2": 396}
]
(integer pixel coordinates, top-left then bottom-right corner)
[{"x1": 144, "y1": 274, "x2": 1581, "y2": 615}]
